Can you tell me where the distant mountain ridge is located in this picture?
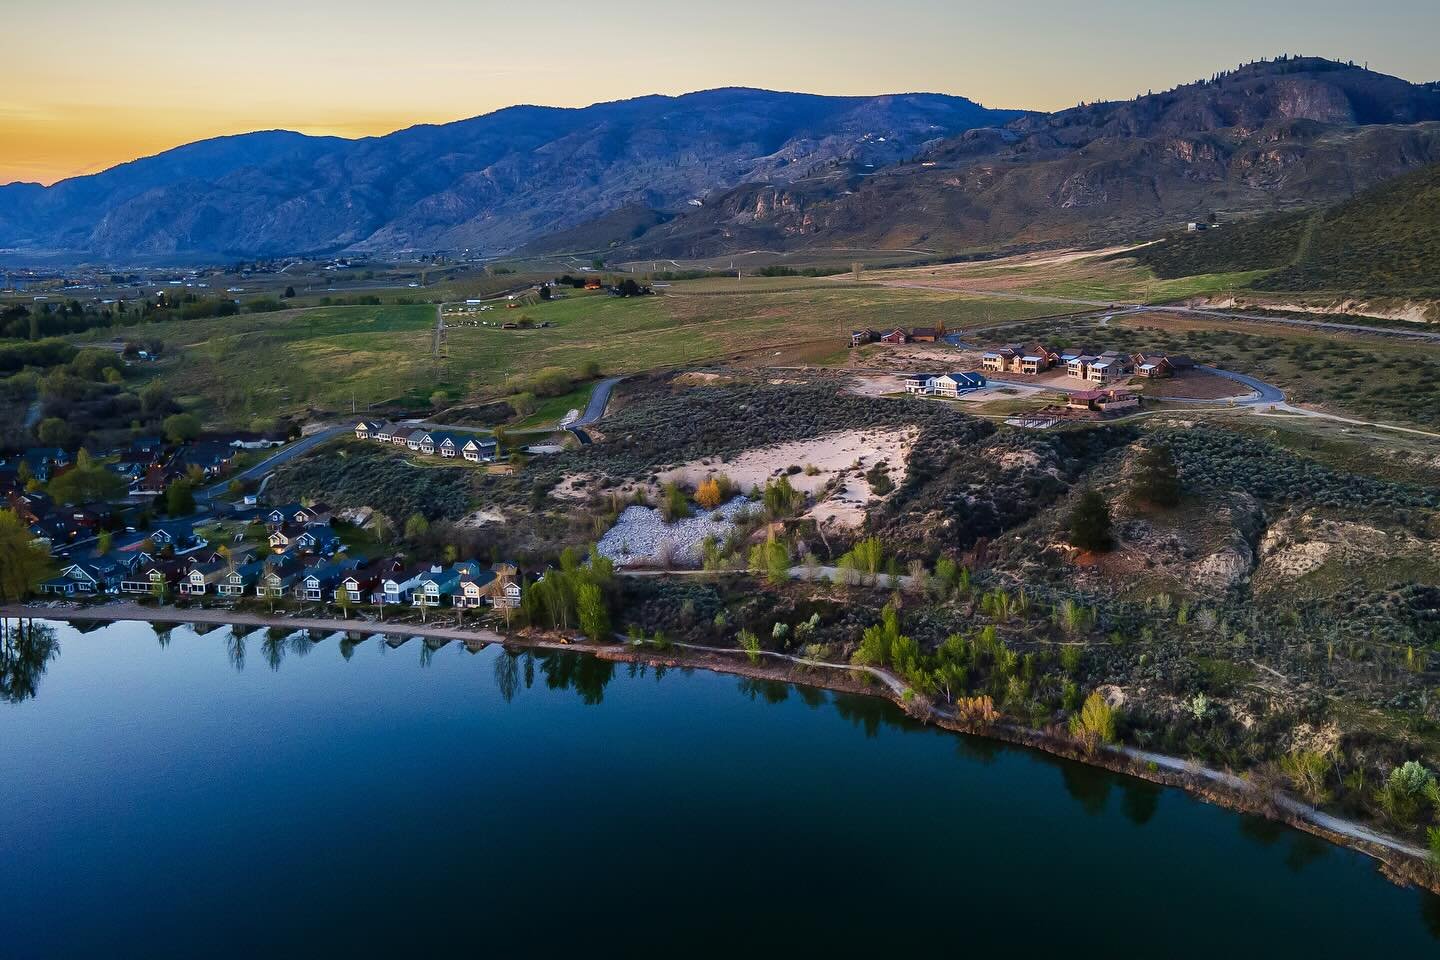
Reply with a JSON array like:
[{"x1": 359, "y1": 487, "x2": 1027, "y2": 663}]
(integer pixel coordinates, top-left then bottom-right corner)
[
  {"x1": 5, "y1": 57, "x2": 1440, "y2": 264},
  {"x1": 0, "y1": 89, "x2": 1020, "y2": 261},
  {"x1": 612, "y1": 58, "x2": 1440, "y2": 260}
]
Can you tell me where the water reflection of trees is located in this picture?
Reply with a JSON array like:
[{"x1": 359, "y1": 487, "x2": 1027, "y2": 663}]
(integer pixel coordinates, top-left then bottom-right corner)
[
  {"x1": 539, "y1": 651, "x2": 615, "y2": 705},
  {"x1": 830, "y1": 693, "x2": 919, "y2": 739},
  {"x1": 491, "y1": 649, "x2": 617, "y2": 705},
  {"x1": 1059, "y1": 762, "x2": 1113, "y2": 816},
  {"x1": 737, "y1": 677, "x2": 791, "y2": 704},
  {"x1": 0, "y1": 619, "x2": 59, "y2": 704},
  {"x1": 1119, "y1": 780, "x2": 1161, "y2": 826}
]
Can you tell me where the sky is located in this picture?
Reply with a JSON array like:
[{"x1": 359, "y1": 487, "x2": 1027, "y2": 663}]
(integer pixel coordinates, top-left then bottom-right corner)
[{"x1": 4, "y1": 0, "x2": 1438, "y2": 185}]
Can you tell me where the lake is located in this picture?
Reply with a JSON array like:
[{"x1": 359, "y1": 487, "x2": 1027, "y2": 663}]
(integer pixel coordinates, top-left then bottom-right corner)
[{"x1": 2, "y1": 618, "x2": 1437, "y2": 956}]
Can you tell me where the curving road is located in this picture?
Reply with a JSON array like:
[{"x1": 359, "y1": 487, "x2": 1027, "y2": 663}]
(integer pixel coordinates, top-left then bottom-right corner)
[
  {"x1": 573, "y1": 376, "x2": 620, "y2": 427},
  {"x1": 199, "y1": 425, "x2": 350, "y2": 500},
  {"x1": 1196, "y1": 365, "x2": 1283, "y2": 404}
]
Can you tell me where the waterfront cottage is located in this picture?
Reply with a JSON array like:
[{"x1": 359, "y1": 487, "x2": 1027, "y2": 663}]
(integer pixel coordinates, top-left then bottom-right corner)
[
  {"x1": 179, "y1": 560, "x2": 228, "y2": 596},
  {"x1": 256, "y1": 558, "x2": 305, "y2": 599},
  {"x1": 462, "y1": 438, "x2": 498, "y2": 462},
  {"x1": 217, "y1": 562, "x2": 262, "y2": 597},
  {"x1": 40, "y1": 562, "x2": 108, "y2": 596}
]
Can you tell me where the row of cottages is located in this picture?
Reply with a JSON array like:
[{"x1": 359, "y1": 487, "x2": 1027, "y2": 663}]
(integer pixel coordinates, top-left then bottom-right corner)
[
  {"x1": 380, "y1": 560, "x2": 522, "y2": 610},
  {"x1": 354, "y1": 421, "x2": 498, "y2": 462},
  {"x1": 853, "y1": 322, "x2": 946, "y2": 347},
  {"x1": 902, "y1": 372, "x2": 988, "y2": 397},
  {"x1": 1064, "y1": 349, "x2": 1133, "y2": 384},
  {"x1": 981, "y1": 343, "x2": 1060, "y2": 375},
  {"x1": 45, "y1": 544, "x2": 525, "y2": 611}
]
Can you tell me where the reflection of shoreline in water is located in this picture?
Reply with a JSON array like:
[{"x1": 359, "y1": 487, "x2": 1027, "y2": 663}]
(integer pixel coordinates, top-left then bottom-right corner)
[
  {"x1": 7, "y1": 615, "x2": 1440, "y2": 943},
  {"x1": 14, "y1": 614, "x2": 1440, "y2": 915}
]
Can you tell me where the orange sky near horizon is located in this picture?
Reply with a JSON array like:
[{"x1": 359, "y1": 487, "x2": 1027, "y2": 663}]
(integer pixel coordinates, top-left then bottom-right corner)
[{"x1": 4, "y1": 0, "x2": 1437, "y2": 186}]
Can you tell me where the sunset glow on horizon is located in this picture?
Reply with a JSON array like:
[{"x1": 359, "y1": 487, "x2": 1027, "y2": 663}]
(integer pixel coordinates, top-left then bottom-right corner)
[{"x1": 5, "y1": 0, "x2": 1437, "y2": 186}]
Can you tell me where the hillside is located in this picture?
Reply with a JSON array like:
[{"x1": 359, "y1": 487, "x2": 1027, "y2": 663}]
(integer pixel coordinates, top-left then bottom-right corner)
[
  {"x1": 0, "y1": 90, "x2": 1019, "y2": 261},
  {"x1": 618, "y1": 58, "x2": 1440, "y2": 259},
  {"x1": 1133, "y1": 162, "x2": 1440, "y2": 296}
]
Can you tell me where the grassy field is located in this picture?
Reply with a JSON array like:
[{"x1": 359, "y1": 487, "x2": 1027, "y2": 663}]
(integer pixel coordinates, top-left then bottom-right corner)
[
  {"x1": 96, "y1": 280, "x2": 1063, "y2": 425},
  {"x1": 510, "y1": 384, "x2": 595, "y2": 430},
  {"x1": 868, "y1": 247, "x2": 1268, "y2": 305}
]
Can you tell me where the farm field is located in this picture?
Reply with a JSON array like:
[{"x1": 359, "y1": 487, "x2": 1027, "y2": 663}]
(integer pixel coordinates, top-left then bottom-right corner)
[{"x1": 86, "y1": 279, "x2": 1062, "y2": 426}]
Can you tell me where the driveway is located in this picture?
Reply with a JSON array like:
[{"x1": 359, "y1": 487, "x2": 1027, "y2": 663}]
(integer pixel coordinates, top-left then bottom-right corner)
[{"x1": 1197, "y1": 365, "x2": 1283, "y2": 405}]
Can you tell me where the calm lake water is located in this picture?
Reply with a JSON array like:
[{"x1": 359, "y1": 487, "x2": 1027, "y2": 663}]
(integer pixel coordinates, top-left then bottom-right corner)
[{"x1": 2, "y1": 618, "x2": 1437, "y2": 957}]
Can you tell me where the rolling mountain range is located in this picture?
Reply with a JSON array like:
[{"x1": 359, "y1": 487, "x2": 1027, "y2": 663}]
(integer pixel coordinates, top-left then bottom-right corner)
[
  {"x1": 617, "y1": 58, "x2": 1440, "y2": 260},
  {"x1": 2, "y1": 57, "x2": 1438, "y2": 264},
  {"x1": 0, "y1": 91, "x2": 1019, "y2": 261}
]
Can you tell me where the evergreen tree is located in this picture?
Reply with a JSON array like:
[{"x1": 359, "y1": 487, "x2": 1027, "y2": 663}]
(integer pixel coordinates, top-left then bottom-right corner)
[
  {"x1": 1131, "y1": 444, "x2": 1181, "y2": 508},
  {"x1": 1068, "y1": 489, "x2": 1114, "y2": 552}
]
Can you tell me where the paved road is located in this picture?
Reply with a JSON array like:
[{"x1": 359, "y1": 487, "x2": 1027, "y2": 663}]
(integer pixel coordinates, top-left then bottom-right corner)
[
  {"x1": 199, "y1": 425, "x2": 349, "y2": 500},
  {"x1": 1197, "y1": 365, "x2": 1283, "y2": 404},
  {"x1": 574, "y1": 376, "x2": 621, "y2": 426}
]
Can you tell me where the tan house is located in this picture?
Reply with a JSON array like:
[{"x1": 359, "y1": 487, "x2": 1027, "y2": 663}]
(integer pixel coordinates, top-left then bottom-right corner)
[{"x1": 982, "y1": 343, "x2": 1058, "y2": 375}]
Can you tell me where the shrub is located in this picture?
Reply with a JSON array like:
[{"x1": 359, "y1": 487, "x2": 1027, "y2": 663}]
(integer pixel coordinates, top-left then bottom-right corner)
[
  {"x1": 661, "y1": 482, "x2": 691, "y2": 522},
  {"x1": 865, "y1": 460, "x2": 895, "y2": 495},
  {"x1": 695, "y1": 477, "x2": 724, "y2": 510},
  {"x1": 737, "y1": 629, "x2": 762, "y2": 664},
  {"x1": 1279, "y1": 749, "x2": 1332, "y2": 806},
  {"x1": 762, "y1": 475, "x2": 803, "y2": 519},
  {"x1": 1375, "y1": 761, "x2": 1438, "y2": 828}
]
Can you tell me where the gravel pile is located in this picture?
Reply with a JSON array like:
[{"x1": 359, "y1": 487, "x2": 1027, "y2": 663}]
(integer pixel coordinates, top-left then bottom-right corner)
[{"x1": 596, "y1": 498, "x2": 756, "y2": 568}]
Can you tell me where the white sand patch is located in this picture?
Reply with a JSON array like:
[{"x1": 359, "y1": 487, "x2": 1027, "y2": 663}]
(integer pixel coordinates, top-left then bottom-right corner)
[
  {"x1": 659, "y1": 427, "x2": 917, "y2": 529},
  {"x1": 457, "y1": 508, "x2": 506, "y2": 527},
  {"x1": 846, "y1": 375, "x2": 905, "y2": 398}
]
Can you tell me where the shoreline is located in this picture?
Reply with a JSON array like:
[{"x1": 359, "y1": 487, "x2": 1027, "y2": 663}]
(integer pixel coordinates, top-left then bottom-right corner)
[{"x1": 7, "y1": 601, "x2": 1437, "y2": 894}]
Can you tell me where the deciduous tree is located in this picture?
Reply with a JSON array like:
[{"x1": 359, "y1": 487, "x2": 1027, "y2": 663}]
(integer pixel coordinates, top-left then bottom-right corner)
[{"x1": 0, "y1": 510, "x2": 51, "y2": 601}]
